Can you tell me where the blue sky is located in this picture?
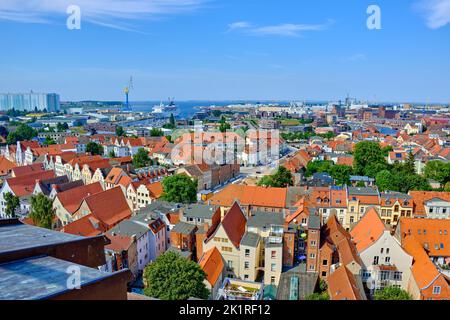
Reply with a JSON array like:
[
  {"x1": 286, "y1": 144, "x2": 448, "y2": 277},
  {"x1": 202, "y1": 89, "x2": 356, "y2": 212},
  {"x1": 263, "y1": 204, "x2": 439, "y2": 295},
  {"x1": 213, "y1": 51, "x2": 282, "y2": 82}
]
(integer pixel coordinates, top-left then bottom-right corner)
[{"x1": 0, "y1": 0, "x2": 449, "y2": 103}]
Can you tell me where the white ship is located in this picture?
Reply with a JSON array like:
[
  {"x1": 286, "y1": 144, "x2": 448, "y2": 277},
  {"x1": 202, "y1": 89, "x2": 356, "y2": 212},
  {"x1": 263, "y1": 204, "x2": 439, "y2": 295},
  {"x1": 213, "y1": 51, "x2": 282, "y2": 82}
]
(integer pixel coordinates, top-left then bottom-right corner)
[{"x1": 151, "y1": 98, "x2": 180, "y2": 118}]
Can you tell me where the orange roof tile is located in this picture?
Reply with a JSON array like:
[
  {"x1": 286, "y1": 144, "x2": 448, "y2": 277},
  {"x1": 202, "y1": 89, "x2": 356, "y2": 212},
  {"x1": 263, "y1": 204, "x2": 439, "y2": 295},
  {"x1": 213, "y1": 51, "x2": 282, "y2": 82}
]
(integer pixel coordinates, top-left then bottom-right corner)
[
  {"x1": 350, "y1": 207, "x2": 386, "y2": 252},
  {"x1": 409, "y1": 191, "x2": 450, "y2": 217},
  {"x1": 398, "y1": 218, "x2": 450, "y2": 257},
  {"x1": 209, "y1": 184, "x2": 287, "y2": 208},
  {"x1": 327, "y1": 266, "x2": 364, "y2": 300},
  {"x1": 0, "y1": 156, "x2": 15, "y2": 176},
  {"x1": 199, "y1": 247, "x2": 224, "y2": 286}
]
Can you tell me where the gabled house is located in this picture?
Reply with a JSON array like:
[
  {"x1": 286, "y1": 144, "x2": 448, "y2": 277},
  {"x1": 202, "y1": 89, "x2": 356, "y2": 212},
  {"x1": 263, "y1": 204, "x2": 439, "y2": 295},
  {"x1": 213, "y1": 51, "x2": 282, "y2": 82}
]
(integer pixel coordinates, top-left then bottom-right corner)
[
  {"x1": 203, "y1": 202, "x2": 247, "y2": 279},
  {"x1": 199, "y1": 247, "x2": 225, "y2": 299},
  {"x1": 350, "y1": 207, "x2": 413, "y2": 296},
  {"x1": 53, "y1": 182, "x2": 104, "y2": 227},
  {"x1": 72, "y1": 187, "x2": 132, "y2": 231},
  {"x1": 0, "y1": 170, "x2": 55, "y2": 218}
]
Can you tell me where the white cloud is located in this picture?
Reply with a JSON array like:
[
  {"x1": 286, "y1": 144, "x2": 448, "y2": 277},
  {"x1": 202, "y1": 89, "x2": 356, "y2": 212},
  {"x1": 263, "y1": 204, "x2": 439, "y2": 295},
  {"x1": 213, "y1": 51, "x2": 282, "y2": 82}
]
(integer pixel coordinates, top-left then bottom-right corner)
[
  {"x1": 415, "y1": 0, "x2": 450, "y2": 29},
  {"x1": 0, "y1": 0, "x2": 205, "y2": 30},
  {"x1": 227, "y1": 20, "x2": 333, "y2": 37},
  {"x1": 227, "y1": 21, "x2": 252, "y2": 30}
]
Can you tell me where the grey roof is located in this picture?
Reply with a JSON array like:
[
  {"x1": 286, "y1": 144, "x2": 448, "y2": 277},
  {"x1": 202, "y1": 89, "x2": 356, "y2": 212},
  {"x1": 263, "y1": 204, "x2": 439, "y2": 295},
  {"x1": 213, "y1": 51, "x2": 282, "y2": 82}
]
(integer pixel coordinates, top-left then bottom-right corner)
[
  {"x1": 276, "y1": 265, "x2": 318, "y2": 300},
  {"x1": 109, "y1": 220, "x2": 149, "y2": 239},
  {"x1": 55, "y1": 179, "x2": 84, "y2": 193},
  {"x1": 240, "y1": 232, "x2": 261, "y2": 247},
  {"x1": 37, "y1": 175, "x2": 70, "y2": 195},
  {"x1": 0, "y1": 256, "x2": 114, "y2": 300},
  {"x1": 167, "y1": 246, "x2": 192, "y2": 259},
  {"x1": 347, "y1": 186, "x2": 379, "y2": 196},
  {"x1": 0, "y1": 223, "x2": 83, "y2": 254},
  {"x1": 134, "y1": 200, "x2": 181, "y2": 220},
  {"x1": 247, "y1": 212, "x2": 284, "y2": 229},
  {"x1": 172, "y1": 221, "x2": 197, "y2": 235},
  {"x1": 308, "y1": 214, "x2": 321, "y2": 230},
  {"x1": 184, "y1": 204, "x2": 217, "y2": 219},
  {"x1": 349, "y1": 175, "x2": 375, "y2": 182}
]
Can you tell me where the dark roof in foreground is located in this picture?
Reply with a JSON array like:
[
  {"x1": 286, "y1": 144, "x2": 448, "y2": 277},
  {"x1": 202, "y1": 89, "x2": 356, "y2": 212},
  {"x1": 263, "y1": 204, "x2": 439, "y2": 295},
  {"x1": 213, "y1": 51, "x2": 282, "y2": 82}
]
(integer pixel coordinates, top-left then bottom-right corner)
[
  {"x1": 0, "y1": 255, "x2": 125, "y2": 300},
  {"x1": 0, "y1": 222, "x2": 83, "y2": 254}
]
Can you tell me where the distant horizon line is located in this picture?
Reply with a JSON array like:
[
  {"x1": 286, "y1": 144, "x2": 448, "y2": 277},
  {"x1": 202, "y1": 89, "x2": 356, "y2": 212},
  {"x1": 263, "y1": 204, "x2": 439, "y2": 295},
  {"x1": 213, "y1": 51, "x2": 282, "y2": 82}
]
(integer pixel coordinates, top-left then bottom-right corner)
[{"x1": 60, "y1": 99, "x2": 450, "y2": 106}]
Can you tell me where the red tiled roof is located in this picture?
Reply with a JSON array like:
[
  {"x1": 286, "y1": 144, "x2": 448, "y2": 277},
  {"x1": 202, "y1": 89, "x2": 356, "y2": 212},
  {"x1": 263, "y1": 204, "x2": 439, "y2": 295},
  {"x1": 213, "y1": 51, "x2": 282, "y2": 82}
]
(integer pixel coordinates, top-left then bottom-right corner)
[
  {"x1": 84, "y1": 187, "x2": 132, "y2": 228},
  {"x1": 7, "y1": 170, "x2": 55, "y2": 197},
  {"x1": 219, "y1": 202, "x2": 246, "y2": 248},
  {"x1": 55, "y1": 182, "x2": 104, "y2": 214},
  {"x1": 11, "y1": 163, "x2": 45, "y2": 177},
  {"x1": 62, "y1": 214, "x2": 106, "y2": 237}
]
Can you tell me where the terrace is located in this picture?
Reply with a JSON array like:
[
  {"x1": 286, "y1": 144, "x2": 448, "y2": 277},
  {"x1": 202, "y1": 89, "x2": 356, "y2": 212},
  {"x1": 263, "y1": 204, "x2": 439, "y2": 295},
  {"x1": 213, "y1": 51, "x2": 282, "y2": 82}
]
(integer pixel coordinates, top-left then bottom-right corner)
[{"x1": 216, "y1": 278, "x2": 264, "y2": 300}]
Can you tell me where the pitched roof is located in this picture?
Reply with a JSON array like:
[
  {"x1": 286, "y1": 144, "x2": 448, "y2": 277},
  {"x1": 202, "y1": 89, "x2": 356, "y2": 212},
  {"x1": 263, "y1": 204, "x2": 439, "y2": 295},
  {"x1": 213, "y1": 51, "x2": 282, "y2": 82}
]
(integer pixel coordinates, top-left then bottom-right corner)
[
  {"x1": 327, "y1": 266, "x2": 365, "y2": 300},
  {"x1": 11, "y1": 163, "x2": 45, "y2": 177},
  {"x1": 104, "y1": 233, "x2": 134, "y2": 252},
  {"x1": 146, "y1": 181, "x2": 163, "y2": 199},
  {"x1": 219, "y1": 202, "x2": 247, "y2": 248},
  {"x1": 7, "y1": 170, "x2": 55, "y2": 197},
  {"x1": 0, "y1": 156, "x2": 15, "y2": 176},
  {"x1": 84, "y1": 187, "x2": 132, "y2": 228},
  {"x1": 55, "y1": 182, "x2": 103, "y2": 214},
  {"x1": 409, "y1": 191, "x2": 450, "y2": 217},
  {"x1": 104, "y1": 167, "x2": 126, "y2": 185},
  {"x1": 199, "y1": 247, "x2": 224, "y2": 287},
  {"x1": 398, "y1": 218, "x2": 450, "y2": 257},
  {"x1": 401, "y1": 234, "x2": 442, "y2": 289},
  {"x1": 350, "y1": 207, "x2": 386, "y2": 252},
  {"x1": 62, "y1": 214, "x2": 105, "y2": 237},
  {"x1": 209, "y1": 184, "x2": 287, "y2": 208}
]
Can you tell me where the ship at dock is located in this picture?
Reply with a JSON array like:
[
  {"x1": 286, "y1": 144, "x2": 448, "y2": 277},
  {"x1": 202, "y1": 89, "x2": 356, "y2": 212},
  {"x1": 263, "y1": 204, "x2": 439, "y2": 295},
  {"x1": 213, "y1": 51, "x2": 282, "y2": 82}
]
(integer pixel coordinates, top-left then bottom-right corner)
[{"x1": 151, "y1": 98, "x2": 180, "y2": 118}]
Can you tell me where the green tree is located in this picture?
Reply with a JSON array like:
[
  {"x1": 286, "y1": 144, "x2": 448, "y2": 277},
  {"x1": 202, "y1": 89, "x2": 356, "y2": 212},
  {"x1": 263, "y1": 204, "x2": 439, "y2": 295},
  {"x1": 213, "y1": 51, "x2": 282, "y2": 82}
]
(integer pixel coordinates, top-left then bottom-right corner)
[
  {"x1": 86, "y1": 142, "x2": 104, "y2": 156},
  {"x1": 56, "y1": 122, "x2": 69, "y2": 132},
  {"x1": 29, "y1": 194, "x2": 55, "y2": 229},
  {"x1": 258, "y1": 167, "x2": 294, "y2": 188},
  {"x1": 151, "y1": 128, "x2": 164, "y2": 137},
  {"x1": 161, "y1": 174, "x2": 198, "y2": 204},
  {"x1": 116, "y1": 126, "x2": 125, "y2": 137},
  {"x1": 4, "y1": 192, "x2": 20, "y2": 218},
  {"x1": 212, "y1": 110, "x2": 222, "y2": 117},
  {"x1": 305, "y1": 160, "x2": 334, "y2": 177},
  {"x1": 108, "y1": 150, "x2": 116, "y2": 158},
  {"x1": 143, "y1": 251, "x2": 209, "y2": 300},
  {"x1": 424, "y1": 160, "x2": 450, "y2": 187},
  {"x1": 381, "y1": 145, "x2": 394, "y2": 157},
  {"x1": 6, "y1": 123, "x2": 38, "y2": 144},
  {"x1": 219, "y1": 116, "x2": 231, "y2": 133},
  {"x1": 329, "y1": 165, "x2": 353, "y2": 186},
  {"x1": 305, "y1": 292, "x2": 330, "y2": 300},
  {"x1": 133, "y1": 148, "x2": 152, "y2": 168},
  {"x1": 354, "y1": 141, "x2": 388, "y2": 177},
  {"x1": 374, "y1": 286, "x2": 412, "y2": 300},
  {"x1": 375, "y1": 170, "x2": 393, "y2": 191},
  {"x1": 404, "y1": 151, "x2": 416, "y2": 175},
  {"x1": 43, "y1": 136, "x2": 56, "y2": 146}
]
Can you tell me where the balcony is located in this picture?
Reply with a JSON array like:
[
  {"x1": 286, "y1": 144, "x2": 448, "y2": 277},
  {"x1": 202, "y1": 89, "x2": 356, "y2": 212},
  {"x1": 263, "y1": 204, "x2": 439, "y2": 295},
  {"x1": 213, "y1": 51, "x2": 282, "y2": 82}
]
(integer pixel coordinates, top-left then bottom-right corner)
[{"x1": 216, "y1": 278, "x2": 264, "y2": 300}]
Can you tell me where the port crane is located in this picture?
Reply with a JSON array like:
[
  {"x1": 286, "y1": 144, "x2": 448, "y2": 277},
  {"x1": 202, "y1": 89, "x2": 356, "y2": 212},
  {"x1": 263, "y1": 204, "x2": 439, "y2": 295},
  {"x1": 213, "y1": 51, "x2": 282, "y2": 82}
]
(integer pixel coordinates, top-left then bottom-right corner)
[{"x1": 123, "y1": 76, "x2": 134, "y2": 112}]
